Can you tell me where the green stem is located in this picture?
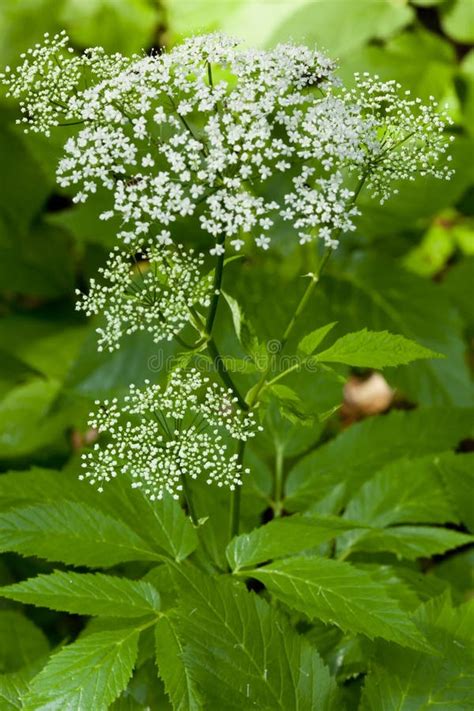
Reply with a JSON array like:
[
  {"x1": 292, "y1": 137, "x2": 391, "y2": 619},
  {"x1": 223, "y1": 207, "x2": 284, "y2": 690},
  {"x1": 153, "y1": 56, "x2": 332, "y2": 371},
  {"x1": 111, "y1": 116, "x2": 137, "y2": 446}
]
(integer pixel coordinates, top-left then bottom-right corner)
[
  {"x1": 247, "y1": 250, "x2": 330, "y2": 407},
  {"x1": 229, "y1": 440, "x2": 246, "y2": 539},
  {"x1": 180, "y1": 472, "x2": 198, "y2": 525},
  {"x1": 207, "y1": 338, "x2": 248, "y2": 410},
  {"x1": 174, "y1": 333, "x2": 198, "y2": 350},
  {"x1": 204, "y1": 236, "x2": 249, "y2": 541},
  {"x1": 206, "y1": 234, "x2": 226, "y2": 335},
  {"x1": 273, "y1": 445, "x2": 284, "y2": 517},
  {"x1": 247, "y1": 172, "x2": 368, "y2": 409}
]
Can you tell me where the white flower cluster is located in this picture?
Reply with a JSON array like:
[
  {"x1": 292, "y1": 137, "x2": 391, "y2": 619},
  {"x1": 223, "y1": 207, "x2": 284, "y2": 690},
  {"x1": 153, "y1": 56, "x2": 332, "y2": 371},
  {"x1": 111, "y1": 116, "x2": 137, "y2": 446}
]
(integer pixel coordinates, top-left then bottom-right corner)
[
  {"x1": 80, "y1": 369, "x2": 261, "y2": 501},
  {"x1": 347, "y1": 73, "x2": 454, "y2": 203},
  {"x1": 75, "y1": 244, "x2": 211, "y2": 351},
  {"x1": 1, "y1": 32, "x2": 453, "y2": 252}
]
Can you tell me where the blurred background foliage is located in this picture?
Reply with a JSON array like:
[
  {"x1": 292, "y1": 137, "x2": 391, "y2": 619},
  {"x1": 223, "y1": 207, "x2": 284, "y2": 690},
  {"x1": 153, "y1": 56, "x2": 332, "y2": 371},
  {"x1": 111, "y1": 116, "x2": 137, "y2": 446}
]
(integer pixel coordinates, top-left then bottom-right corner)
[{"x1": 0, "y1": 0, "x2": 473, "y2": 682}]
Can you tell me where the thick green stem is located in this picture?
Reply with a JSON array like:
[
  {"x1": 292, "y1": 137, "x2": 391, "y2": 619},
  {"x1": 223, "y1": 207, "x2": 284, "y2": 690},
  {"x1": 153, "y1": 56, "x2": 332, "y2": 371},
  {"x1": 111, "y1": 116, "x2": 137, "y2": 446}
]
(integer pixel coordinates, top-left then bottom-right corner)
[{"x1": 205, "y1": 236, "x2": 249, "y2": 541}]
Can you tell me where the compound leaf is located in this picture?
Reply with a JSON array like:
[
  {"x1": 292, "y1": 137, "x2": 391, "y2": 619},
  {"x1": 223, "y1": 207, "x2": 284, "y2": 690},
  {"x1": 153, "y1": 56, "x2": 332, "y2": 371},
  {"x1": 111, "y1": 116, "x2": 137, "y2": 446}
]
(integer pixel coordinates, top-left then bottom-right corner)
[{"x1": 0, "y1": 571, "x2": 161, "y2": 618}]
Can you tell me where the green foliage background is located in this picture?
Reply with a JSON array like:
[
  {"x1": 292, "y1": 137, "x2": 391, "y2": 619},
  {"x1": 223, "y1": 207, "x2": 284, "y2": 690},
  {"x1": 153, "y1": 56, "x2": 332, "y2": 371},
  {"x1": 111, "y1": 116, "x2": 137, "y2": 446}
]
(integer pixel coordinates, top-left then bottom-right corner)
[{"x1": 0, "y1": 1, "x2": 473, "y2": 709}]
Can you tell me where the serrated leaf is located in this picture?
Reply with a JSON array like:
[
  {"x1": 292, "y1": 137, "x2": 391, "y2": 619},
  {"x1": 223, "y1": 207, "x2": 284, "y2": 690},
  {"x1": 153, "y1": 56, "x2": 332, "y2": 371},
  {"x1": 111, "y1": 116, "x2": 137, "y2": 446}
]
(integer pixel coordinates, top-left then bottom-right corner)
[
  {"x1": 169, "y1": 564, "x2": 340, "y2": 710},
  {"x1": 155, "y1": 615, "x2": 203, "y2": 711},
  {"x1": 343, "y1": 454, "x2": 459, "y2": 528},
  {"x1": 0, "y1": 611, "x2": 49, "y2": 673},
  {"x1": 347, "y1": 526, "x2": 473, "y2": 561},
  {"x1": 286, "y1": 408, "x2": 474, "y2": 511},
  {"x1": 0, "y1": 468, "x2": 197, "y2": 562},
  {"x1": 317, "y1": 255, "x2": 473, "y2": 405},
  {"x1": 0, "y1": 668, "x2": 30, "y2": 710},
  {"x1": 0, "y1": 571, "x2": 161, "y2": 618},
  {"x1": 297, "y1": 322, "x2": 337, "y2": 356},
  {"x1": 23, "y1": 625, "x2": 141, "y2": 711},
  {"x1": 247, "y1": 556, "x2": 428, "y2": 650},
  {"x1": 0, "y1": 502, "x2": 161, "y2": 567},
  {"x1": 435, "y1": 452, "x2": 474, "y2": 533},
  {"x1": 227, "y1": 514, "x2": 366, "y2": 571},
  {"x1": 312, "y1": 329, "x2": 442, "y2": 369},
  {"x1": 264, "y1": 383, "x2": 314, "y2": 425},
  {"x1": 360, "y1": 595, "x2": 474, "y2": 710},
  {"x1": 337, "y1": 454, "x2": 462, "y2": 556}
]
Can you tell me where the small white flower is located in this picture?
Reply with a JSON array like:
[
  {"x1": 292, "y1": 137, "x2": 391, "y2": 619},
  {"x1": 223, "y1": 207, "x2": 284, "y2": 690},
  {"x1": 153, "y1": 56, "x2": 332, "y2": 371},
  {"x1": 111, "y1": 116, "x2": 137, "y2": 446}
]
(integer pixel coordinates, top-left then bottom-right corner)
[
  {"x1": 142, "y1": 153, "x2": 155, "y2": 168},
  {"x1": 255, "y1": 235, "x2": 271, "y2": 250},
  {"x1": 1, "y1": 31, "x2": 453, "y2": 253},
  {"x1": 75, "y1": 244, "x2": 212, "y2": 352},
  {"x1": 79, "y1": 368, "x2": 261, "y2": 501},
  {"x1": 210, "y1": 243, "x2": 225, "y2": 256}
]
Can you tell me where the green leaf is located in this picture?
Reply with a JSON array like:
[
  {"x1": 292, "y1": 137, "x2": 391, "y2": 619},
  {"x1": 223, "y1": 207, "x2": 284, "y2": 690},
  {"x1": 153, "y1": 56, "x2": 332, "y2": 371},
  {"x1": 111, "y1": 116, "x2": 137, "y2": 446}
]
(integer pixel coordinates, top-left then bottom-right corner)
[
  {"x1": 0, "y1": 379, "x2": 70, "y2": 459},
  {"x1": 336, "y1": 454, "x2": 462, "y2": 556},
  {"x1": 59, "y1": 0, "x2": 161, "y2": 55},
  {"x1": 285, "y1": 408, "x2": 474, "y2": 510},
  {"x1": 169, "y1": 564, "x2": 340, "y2": 710},
  {"x1": 110, "y1": 659, "x2": 171, "y2": 710},
  {"x1": 0, "y1": 611, "x2": 49, "y2": 673},
  {"x1": 0, "y1": 468, "x2": 198, "y2": 562},
  {"x1": 441, "y1": 0, "x2": 474, "y2": 44},
  {"x1": 403, "y1": 221, "x2": 455, "y2": 278},
  {"x1": 247, "y1": 556, "x2": 428, "y2": 650},
  {"x1": 0, "y1": 668, "x2": 30, "y2": 710},
  {"x1": 110, "y1": 487, "x2": 198, "y2": 564},
  {"x1": 0, "y1": 220, "x2": 75, "y2": 298},
  {"x1": 64, "y1": 329, "x2": 180, "y2": 397},
  {"x1": 0, "y1": 313, "x2": 87, "y2": 382},
  {"x1": 222, "y1": 291, "x2": 268, "y2": 369},
  {"x1": 0, "y1": 571, "x2": 161, "y2": 618},
  {"x1": 268, "y1": 0, "x2": 414, "y2": 57},
  {"x1": 360, "y1": 595, "x2": 474, "y2": 710},
  {"x1": 435, "y1": 452, "x2": 474, "y2": 533},
  {"x1": 340, "y1": 26, "x2": 456, "y2": 104},
  {"x1": 263, "y1": 383, "x2": 314, "y2": 425},
  {"x1": 0, "y1": 125, "x2": 51, "y2": 232},
  {"x1": 317, "y1": 254, "x2": 474, "y2": 405},
  {"x1": 0, "y1": 501, "x2": 161, "y2": 567},
  {"x1": 443, "y1": 256, "x2": 474, "y2": 330},
  {"x1": 346, "y1": 526, "x2": 473, "y2": 561},
  {"x1": 297, "y1": 322, "x2": 337, "y2": 356},
  {"x1": 342, "y1": 454, "x2": 460, "y2": 529},
  {"x1": 155, "y1": 615, "x2": 203, "y2": 711},
  {"x1": 227, "y1": 514, "x2": 366, "y2": 571},
  {"x1": 313, "y1": 329, "x2": 442, "y2": 369},
  {"x1": 23, "y1": 625, "x2": 141, "y2": 711},
  {"x1": 434, "y1": 549, "x2": 474, "y2": 604}
]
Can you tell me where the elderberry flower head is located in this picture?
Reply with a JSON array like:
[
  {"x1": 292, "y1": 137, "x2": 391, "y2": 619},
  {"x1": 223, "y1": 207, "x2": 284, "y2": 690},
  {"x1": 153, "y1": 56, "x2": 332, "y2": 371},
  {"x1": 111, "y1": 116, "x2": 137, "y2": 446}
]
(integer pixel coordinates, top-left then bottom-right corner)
[
  {"x1": 75, "y1": 244, "x2": 211, "y2": 351},
  {"x1": 1, "y1": 32, "x2": 453, "y2": 252},
  {"x1": 80, "y1": 368, "x2": 261, "y2": 501}
]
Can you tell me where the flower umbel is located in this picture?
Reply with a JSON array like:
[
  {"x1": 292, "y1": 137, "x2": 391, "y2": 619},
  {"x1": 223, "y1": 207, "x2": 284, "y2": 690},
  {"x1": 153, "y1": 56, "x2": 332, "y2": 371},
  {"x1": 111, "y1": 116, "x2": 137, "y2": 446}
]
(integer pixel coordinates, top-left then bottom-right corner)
[
  {"x1": 1, "y1": 32, "x2": 453, "y2": 253},
  {"x1": 75, "y1": 244, "x2": 211, "y2": 351},
  {"x1": 80, "y1": 369, "x2": 261, "y2": 501}
]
